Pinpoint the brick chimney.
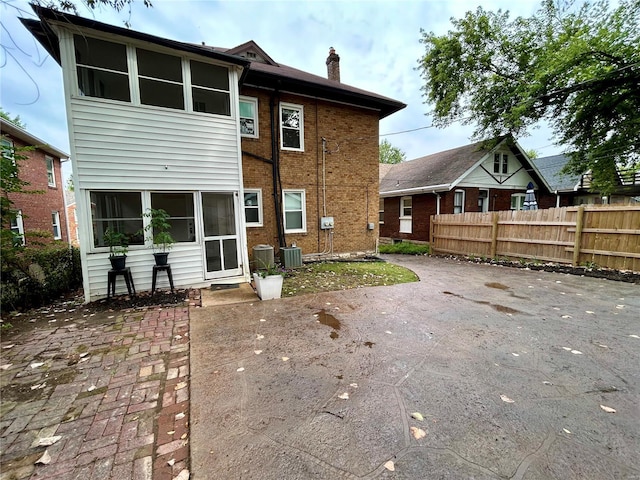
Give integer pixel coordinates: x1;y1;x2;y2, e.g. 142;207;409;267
326;47;340;82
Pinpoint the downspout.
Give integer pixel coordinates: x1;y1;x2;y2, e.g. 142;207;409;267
270;92;286;248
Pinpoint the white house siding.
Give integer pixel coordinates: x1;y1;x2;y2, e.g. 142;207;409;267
86;247;208;298
458;151;536;190
70;100;241;190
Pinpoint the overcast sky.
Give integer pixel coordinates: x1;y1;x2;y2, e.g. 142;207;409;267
1;0;562;180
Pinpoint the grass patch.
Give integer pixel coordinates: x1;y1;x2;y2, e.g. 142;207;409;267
379;243;430;255
282;260;418;297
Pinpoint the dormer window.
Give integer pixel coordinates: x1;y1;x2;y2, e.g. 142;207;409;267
246;52;257;59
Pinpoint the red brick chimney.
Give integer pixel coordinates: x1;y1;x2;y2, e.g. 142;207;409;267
326;47;340;82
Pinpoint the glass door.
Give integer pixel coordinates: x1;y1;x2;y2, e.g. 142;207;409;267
201;192;242;279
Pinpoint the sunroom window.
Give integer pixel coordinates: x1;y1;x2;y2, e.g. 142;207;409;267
137;48;184;110
91;191;144;248
74;35;130;102
190;60;230;115
150;193;196;242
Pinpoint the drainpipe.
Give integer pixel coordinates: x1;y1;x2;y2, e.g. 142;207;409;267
270;92;286;248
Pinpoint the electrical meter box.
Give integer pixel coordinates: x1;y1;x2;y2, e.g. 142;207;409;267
320;217;334;229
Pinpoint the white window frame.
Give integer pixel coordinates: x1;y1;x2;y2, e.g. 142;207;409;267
399;196;412;234
73;34;232;117
453;190;465;214
493;153;508;174
239;96;259;138
511;193;526;210
11;210;25;246
244;188;263;227
283;189;306;233
280;102;304;152
379;197;385;224
46;155;56;187
52;211;62;240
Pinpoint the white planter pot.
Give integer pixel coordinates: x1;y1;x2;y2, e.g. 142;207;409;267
253;273;283;300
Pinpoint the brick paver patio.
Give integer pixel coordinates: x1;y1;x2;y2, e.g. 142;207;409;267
0;293;199;480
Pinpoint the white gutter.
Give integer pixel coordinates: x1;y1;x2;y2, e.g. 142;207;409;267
380;183;450;198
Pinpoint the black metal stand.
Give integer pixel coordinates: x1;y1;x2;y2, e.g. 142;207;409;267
107;267;136;298
152;264;174;293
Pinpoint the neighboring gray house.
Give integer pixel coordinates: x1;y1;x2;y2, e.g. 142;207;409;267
533;154;640;206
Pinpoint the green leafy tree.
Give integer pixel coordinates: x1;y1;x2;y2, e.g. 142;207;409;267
379;139;406;164
526;149;539;160
418;0;640;193
0;107;26;129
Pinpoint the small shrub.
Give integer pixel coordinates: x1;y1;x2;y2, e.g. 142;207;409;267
1;244;82;313
379;242;430;255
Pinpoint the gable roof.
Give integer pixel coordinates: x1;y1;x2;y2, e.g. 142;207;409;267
22;8;405;120
1;118;69;159
211;40;405;119
531;154;581;193
380;135;550;196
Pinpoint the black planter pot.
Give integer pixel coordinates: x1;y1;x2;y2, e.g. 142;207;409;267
153;252;170;266
109;255;127;270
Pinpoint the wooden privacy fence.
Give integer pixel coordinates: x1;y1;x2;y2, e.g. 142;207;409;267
430;205;640;272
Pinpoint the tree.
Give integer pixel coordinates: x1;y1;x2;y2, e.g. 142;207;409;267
379;139;406;164
30;0;152;15
0;108;26;129
418;0;640;193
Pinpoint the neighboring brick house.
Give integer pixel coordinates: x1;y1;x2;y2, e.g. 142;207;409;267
1;118;69;245
23;7;404;301
379;135;550;243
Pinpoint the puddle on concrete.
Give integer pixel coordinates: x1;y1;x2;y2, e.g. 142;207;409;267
316;310;340;330
486;282;509;290
493;304;520;314
442;291;522;315
330;331;339;340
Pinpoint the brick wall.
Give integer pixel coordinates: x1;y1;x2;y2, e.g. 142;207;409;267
381;188;541;242
240;87;379;261
4;135;68;244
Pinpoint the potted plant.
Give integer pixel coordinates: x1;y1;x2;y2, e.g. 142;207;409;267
252;261;284;300
103;227;128;270
141;208;175;266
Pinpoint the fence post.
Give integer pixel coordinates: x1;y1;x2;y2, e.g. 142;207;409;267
490;212;499;259
572;206;585;266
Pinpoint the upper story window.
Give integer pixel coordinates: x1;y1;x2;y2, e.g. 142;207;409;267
280;103;304;151
75;35;130;102
73;35;231;117
244;189;263;227
191;60;230;115
137;48;184;110
454;190;465;214
46;156;55;187
493;153;508;174
239;97;258;138
52;211;62;240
